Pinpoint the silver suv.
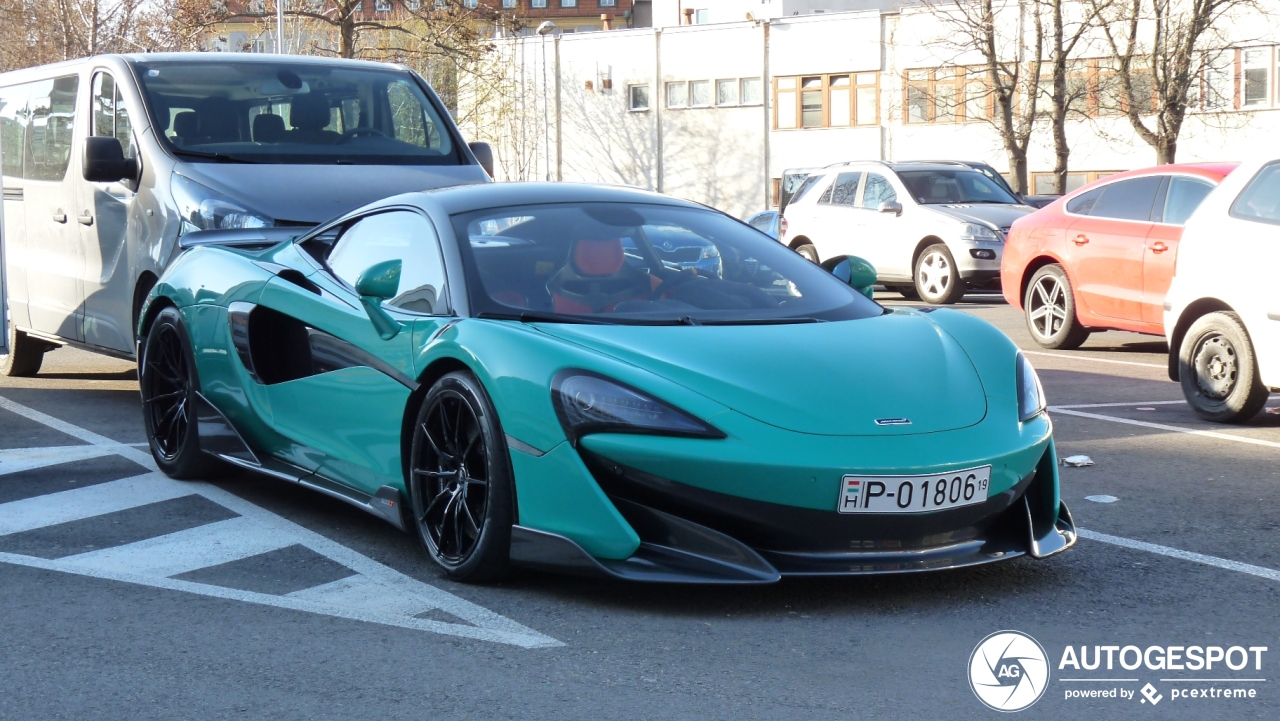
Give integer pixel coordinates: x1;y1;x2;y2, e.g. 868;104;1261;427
781;161;1035;303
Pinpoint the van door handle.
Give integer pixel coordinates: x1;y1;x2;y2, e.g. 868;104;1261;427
52;211;67;223
1149;241;1168;253
77;212;93;226
1072;234;1089;245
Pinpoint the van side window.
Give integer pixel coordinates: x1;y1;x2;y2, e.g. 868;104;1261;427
0;84;28;178
92;73;136;160
24;76;78;182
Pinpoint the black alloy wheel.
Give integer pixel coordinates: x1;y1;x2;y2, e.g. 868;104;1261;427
1179;311;1269;423
409;371;512;582
140;307;219;478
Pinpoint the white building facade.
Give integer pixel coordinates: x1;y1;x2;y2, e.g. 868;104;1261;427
461;2;1280;219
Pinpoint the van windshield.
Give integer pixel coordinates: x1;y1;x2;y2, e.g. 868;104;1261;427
132;60;460;165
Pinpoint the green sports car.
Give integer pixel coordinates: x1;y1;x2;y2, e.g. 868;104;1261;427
138;182;1076;584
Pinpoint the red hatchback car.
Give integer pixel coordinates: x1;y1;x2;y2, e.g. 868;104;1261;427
1001;163;1237;349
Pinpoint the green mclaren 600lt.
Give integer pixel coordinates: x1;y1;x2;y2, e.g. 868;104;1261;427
138;182;1076;584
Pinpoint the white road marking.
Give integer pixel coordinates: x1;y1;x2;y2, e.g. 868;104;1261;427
0;445;115;476
1022;350;1166;369
1084;495;1118;503
0;395;561;649
1049;406;1280;451
1079;529;1280;584
1054;400;1185;409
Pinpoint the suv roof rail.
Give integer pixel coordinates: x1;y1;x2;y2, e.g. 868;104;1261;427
821;159;893;169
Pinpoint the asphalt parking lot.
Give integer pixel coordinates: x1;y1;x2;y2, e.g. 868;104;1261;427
1;292;1277;720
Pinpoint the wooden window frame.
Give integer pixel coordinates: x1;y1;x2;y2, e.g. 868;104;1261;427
773;72;878;130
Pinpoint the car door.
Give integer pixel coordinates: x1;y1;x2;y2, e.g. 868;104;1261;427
856;172;906;278
1219;162;1280;381
1142;175;1217;325
0;83;30;330
21;75;85;341
76;70;138;352
257;209;452;496
1064;175;1162;322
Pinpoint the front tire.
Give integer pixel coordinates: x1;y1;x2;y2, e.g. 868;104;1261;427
140;307;220;479
914;244;966;304
408;371;513;582
1;324;47;377
1023;264;1090;350
1179;311;1269;423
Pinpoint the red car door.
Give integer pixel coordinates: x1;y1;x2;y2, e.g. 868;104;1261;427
1141;176;1218;325
1064;175;1163;322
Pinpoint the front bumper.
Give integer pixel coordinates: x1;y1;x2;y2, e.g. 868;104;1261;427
509;441;1076;583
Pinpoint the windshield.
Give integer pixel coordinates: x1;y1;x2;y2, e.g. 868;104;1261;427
898;169;1021;205
132;60;459;165
453;202;883;324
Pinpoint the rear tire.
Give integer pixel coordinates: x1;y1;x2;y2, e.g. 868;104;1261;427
914;243;966;304
794;243;819;263
408;371;513;583
1178;311;1269;423
0;325;47;377
1023;264;1090;350
140;307;221;479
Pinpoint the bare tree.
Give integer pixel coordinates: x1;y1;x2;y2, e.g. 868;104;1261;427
1042;0;1108;193
924;0;1046;194
0;0;154;70
1091;0;1255;164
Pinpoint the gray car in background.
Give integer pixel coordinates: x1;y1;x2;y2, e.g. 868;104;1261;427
0;53;491;376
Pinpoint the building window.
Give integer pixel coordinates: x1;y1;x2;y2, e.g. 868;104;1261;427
531;0;546;7
462;0;478;7
1242;47;1271;107
666;81;688;109
904;67;991;124
600;0;615;5
248;0;265;12
741;77;762;106
695;9;709;23
716;79;738;106
690;80;711;107
560;0;576;7
374;0;391;11
500;0;515;6
774;73;877;129
628;84;650;111
1032;171;1119;196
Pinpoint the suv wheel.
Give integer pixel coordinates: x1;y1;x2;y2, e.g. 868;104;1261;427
794;243;819;263
1178;311;1269;423
1023;264;1090;350
914;244;966;304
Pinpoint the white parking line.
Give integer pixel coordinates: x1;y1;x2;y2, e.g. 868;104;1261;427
0;395;562;649
1022;350;1167;370
1079;529;1280;584
1054;400;1185;409
1049;406;1280;450
0;445;115;476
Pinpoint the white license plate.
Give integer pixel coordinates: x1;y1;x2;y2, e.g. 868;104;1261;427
838;466;992;514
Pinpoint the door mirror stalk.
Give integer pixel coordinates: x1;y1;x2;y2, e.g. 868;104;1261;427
355;259;403;340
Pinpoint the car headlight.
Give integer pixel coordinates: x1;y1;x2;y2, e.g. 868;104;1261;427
960;223;998;241
1016;353;1047;422
171;173;273;234
551;370;725;443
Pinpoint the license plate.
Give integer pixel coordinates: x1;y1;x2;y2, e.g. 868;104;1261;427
838;466;991;514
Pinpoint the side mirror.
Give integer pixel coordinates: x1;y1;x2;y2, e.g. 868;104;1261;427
83;136;137;183
821;255;878;299
468;141;494;178
877;200;903;216
355;259;403;340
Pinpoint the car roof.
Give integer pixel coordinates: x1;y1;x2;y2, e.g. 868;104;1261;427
121;52;408;72
418;182;703;216
822;160;986;174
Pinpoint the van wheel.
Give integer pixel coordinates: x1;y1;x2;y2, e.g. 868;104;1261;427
1178;311;1269;423
1023;264;1090;350
914;244;966;304
794;243;819;263
1;326;48;377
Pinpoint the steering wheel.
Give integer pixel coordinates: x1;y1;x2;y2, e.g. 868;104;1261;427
338;127;388;143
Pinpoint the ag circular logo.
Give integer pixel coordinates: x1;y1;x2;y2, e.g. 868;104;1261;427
968;630;1050;712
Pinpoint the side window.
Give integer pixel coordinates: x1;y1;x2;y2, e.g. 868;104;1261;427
24;75;78;182
1230;162;1280;225
1161;177;1216;225
818;179;836;204
861;173;897;209
828;172;862;205
387;80;441;150
788;174;821;205
748;214;772;232
1066;186;1104;215
91;72;136;160
0;83;28;179
1087;176;1163;221
327;210;449;314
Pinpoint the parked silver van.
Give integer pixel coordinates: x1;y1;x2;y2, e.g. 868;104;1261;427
0;53;492;375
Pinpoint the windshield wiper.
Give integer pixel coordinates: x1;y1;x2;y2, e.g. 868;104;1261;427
698;317;825;326
476;311;609;325
170;148;260;164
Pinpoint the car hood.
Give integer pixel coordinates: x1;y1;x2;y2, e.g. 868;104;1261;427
921;203;1034;230
179;163;490;224
534;310;987;436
